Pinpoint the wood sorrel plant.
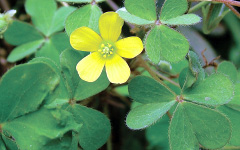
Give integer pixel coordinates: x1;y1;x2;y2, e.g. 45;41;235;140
0;0;240;149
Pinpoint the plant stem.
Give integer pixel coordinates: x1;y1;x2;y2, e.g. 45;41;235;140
104;104;112;150
225;3;240;18
137;56;177;96
153;70;180;88
188;0;240;7
188;1;210;13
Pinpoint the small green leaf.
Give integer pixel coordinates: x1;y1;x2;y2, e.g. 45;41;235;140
25;0;57;36
179;68;197;90
161;14;201;26
218;106;240;147
0;136;7;150
2;108;81;150
0;63;59;123
217;61;238;83
160;0;188;21
57;0;105;3
1;134;18;150
60;49;110;101
129;76;176;104
7;39;44;62
145;25;189;63
169;103;199;150
170;102;232;149
126;101;176;129
125;0;157;21
48;6;76;35
117;8;155;25
183;73;234;106
67;104;111;150
3;21;44;46
65;4;102;35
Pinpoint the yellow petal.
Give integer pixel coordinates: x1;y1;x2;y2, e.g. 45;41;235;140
70;27;102;52
115;37;143;58
76;52;105;82
105;54;130;84
99;12;124;42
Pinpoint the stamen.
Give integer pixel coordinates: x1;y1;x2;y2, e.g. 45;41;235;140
99;42;115;58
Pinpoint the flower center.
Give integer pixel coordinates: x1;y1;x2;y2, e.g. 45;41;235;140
98;42;115;58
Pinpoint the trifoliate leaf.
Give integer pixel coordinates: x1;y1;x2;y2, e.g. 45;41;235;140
161;14;201;26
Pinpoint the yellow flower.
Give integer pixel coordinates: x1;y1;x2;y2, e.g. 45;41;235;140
70;12;143;84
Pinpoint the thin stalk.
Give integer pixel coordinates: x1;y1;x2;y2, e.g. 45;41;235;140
104;104;112;150
188;0;240;7
226;3;240;18
153;70;180;88
188;1;210;13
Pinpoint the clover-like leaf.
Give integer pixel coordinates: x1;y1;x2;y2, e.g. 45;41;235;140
7;39;44;62
129;76;176;104
217;61;238;83
125;0;157;21
66;104;111;150
4;20;44;46
126;101;176;129
145;25;189;63
25;0;57;36
161;14;201;26
65;4;102;35
2;108;81;150
160;0;188;21
117;8;155;25
183;73;234;106
169;102;232;149
0;63;59;123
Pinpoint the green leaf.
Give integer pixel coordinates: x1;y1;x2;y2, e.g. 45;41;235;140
0;63;59;123
25;0;57;36
145;25;189;63
129;76;176;104
65;4;102;35
48;6;76;35
217;61;238;83
218;106;240;147
227;83;240;111
117;7;155;25
1;135;18;150
60;49;110;101
169;103;199;150
3;21;44;46
160;0;188;21
36;33;71;64
67;104;111;150
124;0;157;21
29;57;70;104
183;73;234;106
146;115;170;150
170;102;231;149
7;39;44;62
2;108;81;150
57;0;105;3
0;136;7;150
179;68;197;90
161;14;201;26
126;101;176;129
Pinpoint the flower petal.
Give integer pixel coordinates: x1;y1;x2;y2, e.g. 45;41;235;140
70;27;102;52
99;12;124;42
76;52;105;82
115;37;143;58
105;54;130;84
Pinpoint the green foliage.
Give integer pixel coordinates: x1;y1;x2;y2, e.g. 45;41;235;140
124;0;157;21
170;102;231;149
145;25;189;63
57;0;105;3
65;4;102;35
